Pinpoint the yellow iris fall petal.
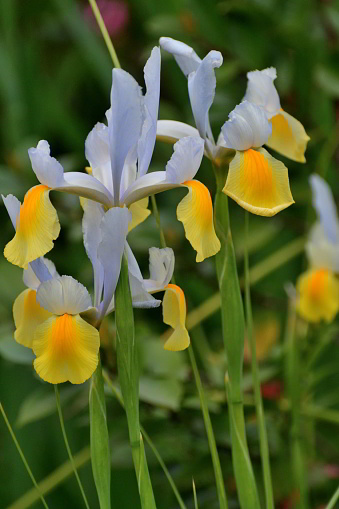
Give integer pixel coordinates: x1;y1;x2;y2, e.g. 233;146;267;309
128;197;151;232
223;147;294;217
177;180;220;262
297;268;339;323
33;313;100;384
267;110;310;163
13;288;53;348
4;185;60;269
163;284;190;351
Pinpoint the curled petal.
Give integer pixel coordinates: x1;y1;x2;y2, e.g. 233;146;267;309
13;289;52;348
267;110;310;163
156;120;201;144
33;314;100;384
244;68;281;119
297;268;339;323
177;180;220;261
166;136;204;184
28;140;64;188
163;284;190;351
37;275;92;316
144;247;175;293
223;148;294;217
4;185;60;269
128;197;151;232
159;37;201;76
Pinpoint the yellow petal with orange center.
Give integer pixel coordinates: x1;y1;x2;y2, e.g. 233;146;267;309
13;288;53;348
4;185;60;269
177;180;220;262
128;197;151;232
163;284;190;351
297;268;339;323
33;313;100;384
267;110;310;163
223;148;294;217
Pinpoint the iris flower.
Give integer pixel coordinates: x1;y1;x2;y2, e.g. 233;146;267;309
3;46;220;270
297;175;339;323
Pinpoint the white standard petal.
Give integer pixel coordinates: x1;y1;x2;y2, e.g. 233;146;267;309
306;222;339;273
109;68;143;205
24;257;58;290
156;120;201;144
244;67;281;119
28;140;64;188
310;174;339;244
2;194;21;229
165;136;204;184
188;50;223;141
159;37;201;76
85;122;113;194
221;101;272;151
137;47;161;178
97;207;131;319
144;247;174;293
59;172;113;206
36;275;92;315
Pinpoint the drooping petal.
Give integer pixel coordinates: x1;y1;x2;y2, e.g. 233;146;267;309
58;172;113;207
37;275;92;315
309;174;338;244
24;257;58;290
128;197;151;232
223;148;294;216
297;268;339;323
85;122;113;194
33;314;100;384
2;194;21;229
266;110;310;163
221;101;272;151
159;37;201;76
121;171;173;205
162;284;190;351
166;136;204;184
97;207;131;319
177;180;221;261
13;289;53;348
109;68;143;205
188;50;223;141
306;222;339;273
138;47;161;177
244;68;281;119
4;185;60;269
156;120;201;144
28;140;64;188
144;247;175;293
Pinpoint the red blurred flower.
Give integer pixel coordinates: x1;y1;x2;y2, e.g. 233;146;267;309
84;0;129;37
261;380;283;400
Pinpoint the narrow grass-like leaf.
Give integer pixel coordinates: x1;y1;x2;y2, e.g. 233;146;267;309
89;356;111;509
325;484;339;509
192;479;199;509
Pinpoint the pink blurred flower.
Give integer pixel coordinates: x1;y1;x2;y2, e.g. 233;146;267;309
84;0;129;37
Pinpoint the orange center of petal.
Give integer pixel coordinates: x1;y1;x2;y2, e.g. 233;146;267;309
243;149;273;197
17;185;49;236
308;268;328;301
49;313;76;357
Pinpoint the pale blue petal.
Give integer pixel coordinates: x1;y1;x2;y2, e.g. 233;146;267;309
244;68;281;119
144;247;174;293
37;275;92;315
310;174;338;244
165;136;204;184
125;243;161;308
85;122;113;195
160;37;201;76
28;140;64;188
24;258;58;290
109;69;143;205
2;193;20;229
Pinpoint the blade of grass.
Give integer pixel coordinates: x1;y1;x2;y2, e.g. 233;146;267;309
192;479;199;509
324;484;339;509
87;0;121;69
0;403;50;509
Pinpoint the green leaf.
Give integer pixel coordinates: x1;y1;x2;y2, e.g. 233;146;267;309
315;65;339;98
89;358;111;509
140;338;188;381
138;435;157;509
0;331;34;365
139;376;183;411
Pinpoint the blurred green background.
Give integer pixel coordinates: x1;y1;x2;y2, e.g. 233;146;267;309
0;0;339;507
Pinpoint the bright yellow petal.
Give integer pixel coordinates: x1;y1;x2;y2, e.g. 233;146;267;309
33;313;100;384
163;284;190;351
297;268;339;323
4;185;60;269
267;110;310;163
223;148;294;217
13;289;53;348
177;180;220;262
128;197;151;232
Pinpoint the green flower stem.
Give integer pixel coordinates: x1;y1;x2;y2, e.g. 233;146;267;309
151;194;228;509
284;300;308;509
214;166;260;509
244;211;275;509
325;484;339;509
115;254;157;509
87;0;121;69
0;403;50;509
54;385;91;509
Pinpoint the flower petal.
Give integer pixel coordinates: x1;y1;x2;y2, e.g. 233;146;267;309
297;268;339;323
177;180;220;261
37;275;92;315
128;197;151;232
244;68;281;119
28;140;64;188
4;185;60;269
221;101;272;151
33;314;100;384
144;247;175;293
13;289;53;348
309;174;338;244
266;110;310;163
85;122;113;194
156;120;201;144
306;222;339;273
159;37;201;76
163;284;190;351
166;136;204;184
223;148;294;216
24;257;58;290
2;193;21;229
